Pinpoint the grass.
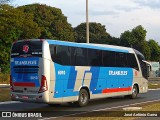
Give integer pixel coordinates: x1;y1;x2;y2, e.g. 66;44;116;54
148;83;160;89
79;118;135;120
0;73;10;84
0;88;11;102
0;73;10;102
77;102;160;120
142;102;160;111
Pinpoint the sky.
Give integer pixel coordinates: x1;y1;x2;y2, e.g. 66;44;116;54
10;0;160;43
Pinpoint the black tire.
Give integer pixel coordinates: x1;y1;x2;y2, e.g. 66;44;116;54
130;85;138;99
77;89;89;107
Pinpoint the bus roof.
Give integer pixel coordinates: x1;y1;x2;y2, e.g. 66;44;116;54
14;39;135;53
46;39;134;53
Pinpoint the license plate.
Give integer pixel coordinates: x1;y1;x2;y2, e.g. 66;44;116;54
22;96;28;99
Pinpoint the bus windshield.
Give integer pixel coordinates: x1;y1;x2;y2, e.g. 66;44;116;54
11;41;42;58
134;49;148;79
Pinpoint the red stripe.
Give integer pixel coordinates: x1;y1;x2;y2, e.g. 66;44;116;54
102;87;132;93
13;82;35;87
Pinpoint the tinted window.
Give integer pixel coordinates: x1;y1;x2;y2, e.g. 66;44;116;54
103;51;116;67
116;52;128;67
11;41;42;58
88;49;102;66
71;47;88;66
50;45;71;65
50;45;56;61
137;54;147;79
49;44;141;70
127;54;139;70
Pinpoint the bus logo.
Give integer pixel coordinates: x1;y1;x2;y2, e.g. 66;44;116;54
23;45;29;53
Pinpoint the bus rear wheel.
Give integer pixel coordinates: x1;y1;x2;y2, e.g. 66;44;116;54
130;85;138;99
77;89;89;107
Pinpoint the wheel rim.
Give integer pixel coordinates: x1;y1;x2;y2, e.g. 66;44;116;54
80;92;87;104
132;87;137;96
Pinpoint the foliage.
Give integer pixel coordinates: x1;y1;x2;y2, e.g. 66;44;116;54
0;4;160;73
0;73;10;84
141;41;151;60
0;4;41;72
74;22;111;44
120;25;151;60
148;39;160;61
18;4;75;41
120;30;134;47
108;37;121;46
74;23;158;60
0;4;75;73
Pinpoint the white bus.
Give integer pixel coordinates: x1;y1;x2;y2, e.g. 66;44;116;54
10;39;148;106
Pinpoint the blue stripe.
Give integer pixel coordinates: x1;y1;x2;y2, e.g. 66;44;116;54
67;67;77;89
53;62;133;98
90;67;101;94
46;40;129;53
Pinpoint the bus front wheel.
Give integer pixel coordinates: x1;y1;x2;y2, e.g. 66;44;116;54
77;89;89;107
130;85;138;99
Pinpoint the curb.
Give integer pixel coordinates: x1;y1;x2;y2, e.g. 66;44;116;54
0;84;9;85
149;88;160;91
0;101;20;105
0;84;10;88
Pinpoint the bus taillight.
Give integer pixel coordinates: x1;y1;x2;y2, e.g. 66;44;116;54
38;75;48;93
10;75;14;91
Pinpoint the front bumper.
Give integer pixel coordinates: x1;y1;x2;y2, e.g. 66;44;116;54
10;92;47;103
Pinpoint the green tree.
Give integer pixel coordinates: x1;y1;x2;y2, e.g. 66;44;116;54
18;4;75;41
141;41;151;60
0;4;41;72
131;25;147;51
148;39;160;61
0;4;76;73
120;25;150;59
108;37;121;46
74;22;111;44
120;30;134;47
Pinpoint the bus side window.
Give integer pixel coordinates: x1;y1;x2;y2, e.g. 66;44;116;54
56;46;71;65
127;54;139;70
49;45;71;65
72;47;88;66
50;45;57;62
137;55;147;79
116;52;128;67
88;49;102;66
102;51;116;67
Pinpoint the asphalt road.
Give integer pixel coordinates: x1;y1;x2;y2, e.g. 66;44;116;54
0;89;160;119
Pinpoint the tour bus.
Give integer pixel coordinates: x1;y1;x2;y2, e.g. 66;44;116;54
10;39;148;106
